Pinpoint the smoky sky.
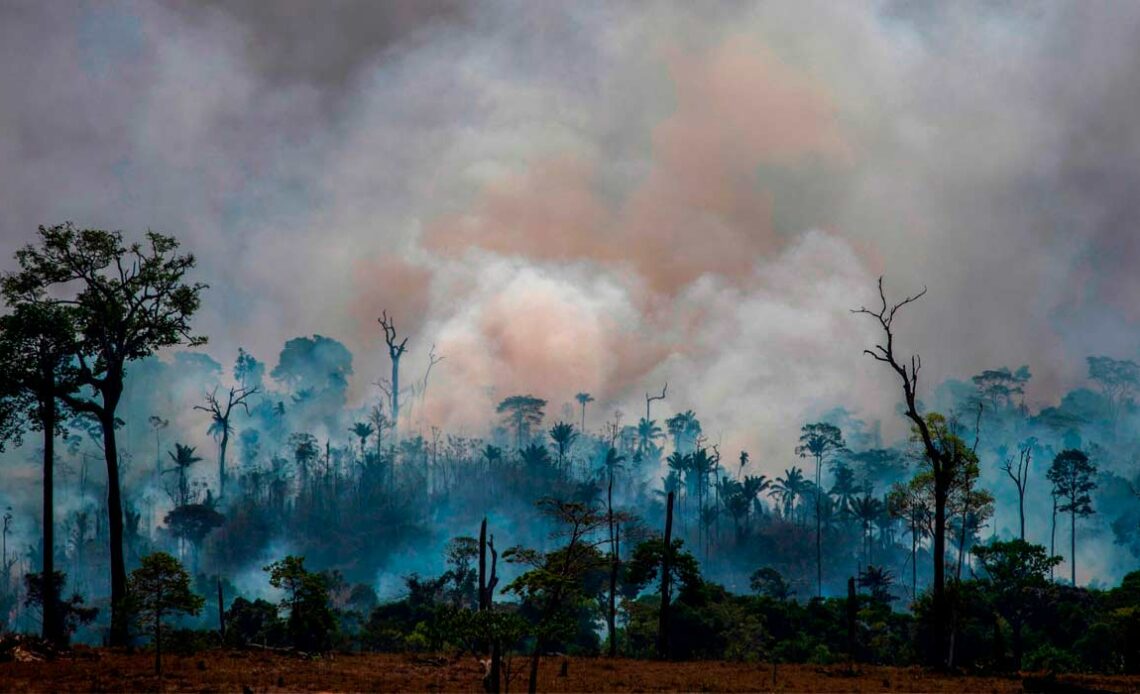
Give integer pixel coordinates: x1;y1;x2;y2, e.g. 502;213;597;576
3;0;1140;470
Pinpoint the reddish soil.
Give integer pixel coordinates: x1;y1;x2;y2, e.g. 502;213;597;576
1;650;1137;692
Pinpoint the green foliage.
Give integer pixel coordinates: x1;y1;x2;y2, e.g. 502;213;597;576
23;571;98;644
224;596;284;648
264;555;336;652
128;552;204;673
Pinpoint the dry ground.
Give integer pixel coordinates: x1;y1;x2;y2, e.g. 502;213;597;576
1;650;1138;693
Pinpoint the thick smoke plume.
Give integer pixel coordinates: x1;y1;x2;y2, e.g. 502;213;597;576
3;1;1140;586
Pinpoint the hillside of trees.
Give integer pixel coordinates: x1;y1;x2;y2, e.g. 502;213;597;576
2;225;1140;689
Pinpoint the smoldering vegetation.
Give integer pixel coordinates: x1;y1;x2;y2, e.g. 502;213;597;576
1;225;1140;681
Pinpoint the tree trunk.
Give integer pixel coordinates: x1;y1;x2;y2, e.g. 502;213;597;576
155;600;163;676
911;522;917;602
1049;495;1057;581
527;638;541;694
40;392;59;645
218;427;230;498
218;578;226;640
102;399;129;647
1012;619;1023;671
931;484;948;666
1070;509;1077;586
815;456;822;598
1018;489;1025;542
479;518;488;612
657;491;674;659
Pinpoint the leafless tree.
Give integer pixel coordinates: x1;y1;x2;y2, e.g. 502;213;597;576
1002;439;1035;541
194;384;258;497
378;310;409;434
853;277;953;665
645;383;667;421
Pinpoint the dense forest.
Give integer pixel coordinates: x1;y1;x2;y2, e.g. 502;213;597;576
1;224;1139;690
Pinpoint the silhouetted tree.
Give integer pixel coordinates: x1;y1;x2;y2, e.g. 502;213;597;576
575;392;594;433
0;299;79;644
972;539;1061;670
549;422;577;477
1047;449;1097;585
1001;439;1035;541
6;223;206;645
195;381;258;497
854;278;957;664
796;422;846;598
264;555;335;652
378;310;409;433
128;552;204;675
497;395;546;450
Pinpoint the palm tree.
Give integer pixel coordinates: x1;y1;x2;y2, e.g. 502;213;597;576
796;422;846;599
350;421;375;461
690;448;718;555
828;462;860;518
665;411;701;454
549;422;577;478
636;418;663;457
519;443;552;478
850;494;884;569
741;474;770;532
575;392;594;433
164;444;202;507
858;564;895;603
770;467;807;522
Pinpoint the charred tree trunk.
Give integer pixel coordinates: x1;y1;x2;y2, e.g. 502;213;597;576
607;466;618;657
101;385;128;647
657;491;674;659
479;518;488;611
218;578;226;641
40;387;60;645
1070;508;1077;586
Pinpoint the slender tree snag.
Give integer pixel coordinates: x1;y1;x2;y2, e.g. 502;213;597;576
853;277;952;666
1002;440;1034;541
576;392;594;433
645;383;667;421
657;491;674;659
378;310;409;435
607;466;618;657
479;518;488;612
194;384;258;497
217;577;226;640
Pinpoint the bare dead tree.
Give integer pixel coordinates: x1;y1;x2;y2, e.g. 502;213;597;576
378;311;409;433
645;383;667;421
853;277;954;666
1002;439;1034;541
194;384;259;497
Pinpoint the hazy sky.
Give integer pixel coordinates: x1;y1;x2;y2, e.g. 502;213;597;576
3;0;1139;465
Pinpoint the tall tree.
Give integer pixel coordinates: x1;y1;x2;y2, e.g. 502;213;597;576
497;395;546;450
378;310;409;433
854;278;957;665
350;421;375;461
575;392;594;433
0;300;79;645
1047;449;1097;585
1000;439;1034;541
195;382;258;497
1086;355;1140;428
796;422;846;598
5;224;206;645
549;421;577;477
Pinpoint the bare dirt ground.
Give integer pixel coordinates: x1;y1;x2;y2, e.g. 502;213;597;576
1;650;1137;692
